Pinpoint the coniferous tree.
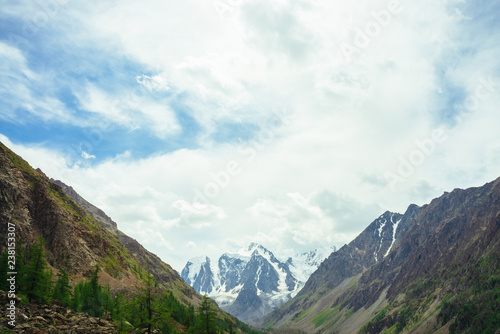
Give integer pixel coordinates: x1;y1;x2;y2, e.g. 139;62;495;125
52;269;71;306
21;239;52;303
90;264;100;296
184;304;195;329
194;295;219;334
111;292;133;334
72;264;111;317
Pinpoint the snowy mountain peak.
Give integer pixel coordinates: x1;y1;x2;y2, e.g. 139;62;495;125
180;255;217;294
287;246;337;283
237;243;271;257
180;243;336;324
372;211;403;262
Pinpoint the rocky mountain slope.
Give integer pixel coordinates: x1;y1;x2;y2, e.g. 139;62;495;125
51;179;190;299
263;178;500;333
0;141;197;304
0;141;262;333
181;243;335;325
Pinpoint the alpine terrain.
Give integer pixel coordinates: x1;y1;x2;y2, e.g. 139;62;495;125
181;243;335;325
0;142;262;333
263;178;500;333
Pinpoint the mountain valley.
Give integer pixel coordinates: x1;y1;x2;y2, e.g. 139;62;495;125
0;142;262;333
1;140;498;333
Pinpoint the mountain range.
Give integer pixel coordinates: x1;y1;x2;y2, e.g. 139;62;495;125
0;141;259;333
1;140;498;333
181;243;335;324
263;178;500;333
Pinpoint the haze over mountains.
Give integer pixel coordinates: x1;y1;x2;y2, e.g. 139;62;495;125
181;243;335;324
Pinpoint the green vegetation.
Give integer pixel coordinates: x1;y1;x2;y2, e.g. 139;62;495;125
309;305;339;328
52;269;72;307
436;254;500;334
0;238;53;303
193;295;219;333
0;240;262;333
359;252;500;334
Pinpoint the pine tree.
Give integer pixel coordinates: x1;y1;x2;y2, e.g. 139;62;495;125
72;264;111;317
52;269;71;306
21;239;52;303
89;264;100;297
195;295;219;334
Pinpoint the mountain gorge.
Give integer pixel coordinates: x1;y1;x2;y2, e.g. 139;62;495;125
0;142;261;333
181;243;335;325
1;139;498;333
263;178;500;333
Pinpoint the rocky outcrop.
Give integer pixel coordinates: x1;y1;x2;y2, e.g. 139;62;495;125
0;292;115;333
51;180;118;235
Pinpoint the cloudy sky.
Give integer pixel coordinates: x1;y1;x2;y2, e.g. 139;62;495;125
1;0;499;271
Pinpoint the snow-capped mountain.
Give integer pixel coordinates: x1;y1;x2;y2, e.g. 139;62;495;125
286;247;337;285
180;243;336;324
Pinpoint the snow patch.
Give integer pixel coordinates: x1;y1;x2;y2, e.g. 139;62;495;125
384;218;402;257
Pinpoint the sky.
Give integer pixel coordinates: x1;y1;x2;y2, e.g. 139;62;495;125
1;0;499;272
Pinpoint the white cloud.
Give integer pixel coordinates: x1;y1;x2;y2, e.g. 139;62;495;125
167;200;227;229
0;42;75;125
77;84;181;138
2;0;500;271
77;84;136;127
136;75;170;92
81;151;96;160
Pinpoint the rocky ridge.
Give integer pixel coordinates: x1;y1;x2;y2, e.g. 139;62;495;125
0;142;198;305
51;179;188;299
181;243;336;325
263;178;500;333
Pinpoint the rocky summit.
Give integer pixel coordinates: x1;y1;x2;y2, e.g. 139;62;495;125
181;243;335;325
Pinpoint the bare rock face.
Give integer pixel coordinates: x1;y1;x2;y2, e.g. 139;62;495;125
0;143;102;277
292;209;413;301
51;180;118;235
50;179;191;299
0;141;200;306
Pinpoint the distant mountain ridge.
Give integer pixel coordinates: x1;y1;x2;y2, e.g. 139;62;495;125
263;178;500;333
181;243;336;324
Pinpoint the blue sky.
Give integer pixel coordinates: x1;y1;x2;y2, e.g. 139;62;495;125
1;0;500;271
